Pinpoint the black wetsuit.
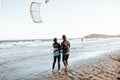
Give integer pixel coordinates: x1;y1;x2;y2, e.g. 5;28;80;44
61;40;70;66
52;43;61;70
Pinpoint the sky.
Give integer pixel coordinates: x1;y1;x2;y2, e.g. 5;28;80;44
1;0;120;40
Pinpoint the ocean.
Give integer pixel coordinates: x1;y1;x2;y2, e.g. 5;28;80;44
0;38;120;80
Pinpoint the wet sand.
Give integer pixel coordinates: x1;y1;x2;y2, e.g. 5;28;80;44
30;50;120;80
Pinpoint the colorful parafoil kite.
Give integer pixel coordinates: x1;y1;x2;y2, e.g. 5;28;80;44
30;0;49;23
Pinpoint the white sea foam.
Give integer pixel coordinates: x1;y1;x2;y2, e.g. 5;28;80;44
0;38;120;80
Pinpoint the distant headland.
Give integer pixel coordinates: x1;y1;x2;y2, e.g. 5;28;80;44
84;34;120;38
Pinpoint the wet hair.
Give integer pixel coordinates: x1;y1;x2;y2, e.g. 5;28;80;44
62;34;67;41
53;38;57;42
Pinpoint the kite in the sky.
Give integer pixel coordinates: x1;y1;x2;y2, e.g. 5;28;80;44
30;2;42;23
30;0;49;23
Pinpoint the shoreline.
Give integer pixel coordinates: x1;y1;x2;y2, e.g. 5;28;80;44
30;50;120;80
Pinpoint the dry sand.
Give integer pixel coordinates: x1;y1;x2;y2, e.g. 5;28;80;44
30;51;120;80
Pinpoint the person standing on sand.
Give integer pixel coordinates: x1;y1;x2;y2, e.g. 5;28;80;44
61;35;70;72
52;38;61;73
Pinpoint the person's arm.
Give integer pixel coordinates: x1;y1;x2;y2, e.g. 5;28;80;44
53;43;56;52
60;42;63;53
58;43;61;50
58;43;61;53
61;42;63;49
67;41;70;48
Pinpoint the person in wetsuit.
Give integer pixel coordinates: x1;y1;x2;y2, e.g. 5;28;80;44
61;35;70;72
52;38;61;72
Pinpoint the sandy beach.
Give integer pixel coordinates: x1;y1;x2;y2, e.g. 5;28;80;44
31;50;120;80
1;38;120;80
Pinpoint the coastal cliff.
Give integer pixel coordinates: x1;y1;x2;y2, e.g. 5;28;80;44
84;34;120;38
